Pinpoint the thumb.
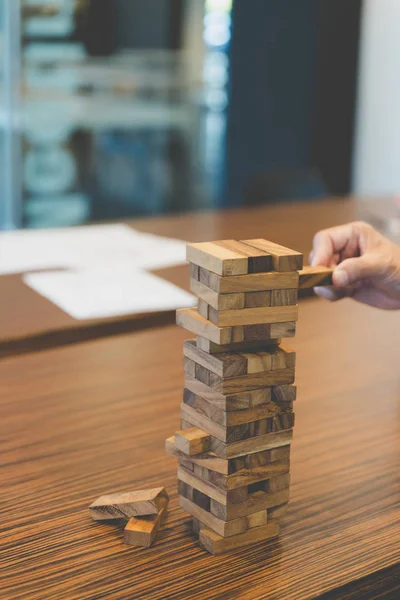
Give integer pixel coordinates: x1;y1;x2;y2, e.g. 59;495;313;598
333;254;383;287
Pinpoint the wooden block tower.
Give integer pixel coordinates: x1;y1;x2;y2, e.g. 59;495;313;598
166;239;331;555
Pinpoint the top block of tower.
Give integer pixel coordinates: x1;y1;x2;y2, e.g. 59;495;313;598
187;239;302;277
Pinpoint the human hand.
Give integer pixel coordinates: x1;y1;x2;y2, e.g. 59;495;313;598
310;221;400;309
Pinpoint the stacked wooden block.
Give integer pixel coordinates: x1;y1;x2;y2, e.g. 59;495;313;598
166;239;303;555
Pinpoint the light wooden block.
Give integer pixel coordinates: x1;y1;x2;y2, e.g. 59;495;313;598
298;265;333;288
267;503;288;519
266;473;290;493
197;299;209;320
244;291;272;308
165;436;230;475
190;263;200;281
183;339;247;378
189;362;295;395
199;268;299;293
213;240;272;273
185;374;272;412
124;499;168;547
207;304;298;327
270;289;298;306
242;239;303;272
175;427;210;455
89;487;169;520
187;241;248;276
190;278;245;310
210;488;290;520
196;336;280;355
192;458;290;491
177;308;294;345
208;429;294;459
199;520;280;555
246;510;268;529
184;389;292;427
179;496;247;537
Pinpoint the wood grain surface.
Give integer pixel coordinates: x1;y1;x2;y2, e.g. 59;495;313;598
1;294;400;599
0;196;371;357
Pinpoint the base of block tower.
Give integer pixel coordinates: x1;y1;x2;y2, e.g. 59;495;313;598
197;520;280;555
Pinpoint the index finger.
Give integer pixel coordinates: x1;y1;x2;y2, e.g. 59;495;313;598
311;223;359;267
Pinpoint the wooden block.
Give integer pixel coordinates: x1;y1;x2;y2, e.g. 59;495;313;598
180;404;248;443
241;351;272;374
185;374;272;412
298;265;333;289
175;427;210;456
166;436;290;476
199;520;280;555
193;458;290;491
244;291;271;308
186;339;282;377
196;336;280;355
179;496;247;537
190;263;200;281
192;518;202;535
267;504;288;519
89;488;169;520
213;240;272;273
244;445;291;469
268;322;296;340
124;499;168;547
190;278;245;310
270;346;296;370
272;384;297;403
266;473;290;493
190;363;295;395
184;339;247;378
176;308;232;345
166;436;229;474
187;241;248;276
178;479;193;501
210;488;290;520
177;308;288;345
179;465;248;506
198;299;209;320
208;429;294;459
183;356;196;377
184;389;292;427
242;239;303;272
270;289;298;306
246;510;268;529
199;268;299;293
270;412;295;432
207;304;299;327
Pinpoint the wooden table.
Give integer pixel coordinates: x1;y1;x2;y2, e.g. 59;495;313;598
2;294;400;599
0;196;364;358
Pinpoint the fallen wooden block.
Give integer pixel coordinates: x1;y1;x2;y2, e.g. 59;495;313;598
124;498;168;547
199;520;280;555
298;265;333;288
199;268;299;293
174;427;210;455
89;487;169;520
241;239;303;272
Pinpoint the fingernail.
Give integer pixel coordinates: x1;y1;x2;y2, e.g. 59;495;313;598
334;269;349;287
314;286;337;300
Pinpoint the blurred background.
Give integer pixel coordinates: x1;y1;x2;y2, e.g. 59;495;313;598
0;0;398;230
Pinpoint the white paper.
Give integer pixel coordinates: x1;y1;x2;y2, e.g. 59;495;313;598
23;267;196;320
0;223;187;274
